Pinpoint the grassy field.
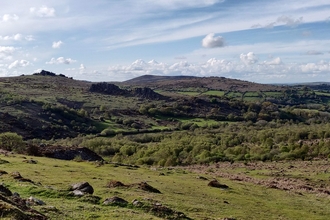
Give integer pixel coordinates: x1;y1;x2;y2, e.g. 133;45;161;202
1;154;330;220
203;90;225;97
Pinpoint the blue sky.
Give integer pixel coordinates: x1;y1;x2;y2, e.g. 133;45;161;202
0;0;330;83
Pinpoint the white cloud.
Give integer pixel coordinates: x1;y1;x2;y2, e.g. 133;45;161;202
240;52;258;65
264;57;282;65
79;64;86;73
0;34;23;41
102;55;330;83
277;15;303;27
0;46;16;55
202;33;225;48
46;57;76;64
2;14;19;22
256;15;303;29
30;6;56;17
52;41;63;49
25;35;35;41
8;60;31;69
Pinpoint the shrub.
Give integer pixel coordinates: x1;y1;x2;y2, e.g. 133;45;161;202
0;132;24;152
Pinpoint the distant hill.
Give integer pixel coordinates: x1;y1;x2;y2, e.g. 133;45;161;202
122;75;285;92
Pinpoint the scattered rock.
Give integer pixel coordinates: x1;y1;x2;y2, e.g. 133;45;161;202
0;194;48;219
196;176;208;180
23;159;38;164
0;184;12;196
132;199;143;207
13;192;20;197
159;172;165;176
208;179;229;189
71;190;85;197
103;196;128;206
70;182;94;196
27;196;46;206
0;170;8;175
0;158;9;164
10;172;34;184
11;171;23;179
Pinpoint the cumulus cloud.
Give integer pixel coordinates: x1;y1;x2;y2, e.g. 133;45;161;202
46;57;76;64
202;33;225;48
30;6;55;17
8;60;31;69
79;64;86;73
52;41;63;49
0;46;16;55
0;46;15;61
300;61;330;73
240;52;258;65
2;14;19;22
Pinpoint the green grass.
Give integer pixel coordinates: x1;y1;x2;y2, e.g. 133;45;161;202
178;118;226;127
226;91;243;98
1;155;330;219
263;91;284;97
203;90;225;96
315;91;330;97
244;92;260;97
176;91;201;96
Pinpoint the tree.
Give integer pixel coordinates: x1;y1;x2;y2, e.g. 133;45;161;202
0;132;24;152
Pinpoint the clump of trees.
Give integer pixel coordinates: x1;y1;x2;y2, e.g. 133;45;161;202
66;120;330;166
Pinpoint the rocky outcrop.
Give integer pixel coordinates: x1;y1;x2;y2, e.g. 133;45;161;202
89;82;165;100
39;146;104;161
131;87;164;100
0;193;48;220
89;83;127;95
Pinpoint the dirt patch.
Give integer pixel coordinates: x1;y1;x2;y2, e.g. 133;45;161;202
208;180;229;189
134;182;161;193
107;180;126;188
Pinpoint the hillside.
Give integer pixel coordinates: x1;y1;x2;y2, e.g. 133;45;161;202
122;74;284;92
1;71;330;141
1;71;330;219
1;155;329;220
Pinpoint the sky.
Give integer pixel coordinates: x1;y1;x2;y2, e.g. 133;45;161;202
0;0;330;83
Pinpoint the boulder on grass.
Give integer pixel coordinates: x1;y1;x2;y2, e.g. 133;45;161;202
70;182;94;196
208;179;229;189
103;196;128;206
